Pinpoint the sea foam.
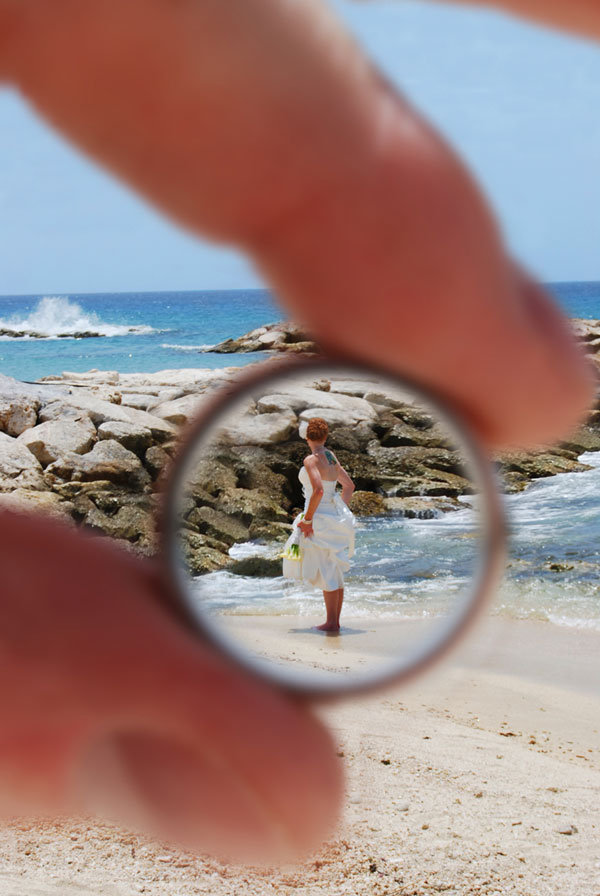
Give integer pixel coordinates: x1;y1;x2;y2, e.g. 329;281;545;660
0;296;156;339
160;342;212;352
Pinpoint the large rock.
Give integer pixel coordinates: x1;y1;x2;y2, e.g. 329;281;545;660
255;394;296;415
151;393;204;426
209;321;318;354
18;418;97;467
145;445;171;480
350;491;387;515
216;488;288;525
262;386;377;422
0;375;43;436
0;395;39;436
53;482;154;547
230;453;293;509
384;496;463;518
570;319;600;354
98;420;153;456
40;393;177;441
248;519;291;541
366;441;467;479
188;506;250;547
328;424;376;452
498;450;591;480
219;411;298;446
115;393;153;411
0;487;73;520
74;496;155;552
45;439;151;490
39;402;94;424
560;425;600;455
385;474;473;498
187;458;239;497
178;530;231;576
229;556;283;577
377;419;452;450
0;432;46;491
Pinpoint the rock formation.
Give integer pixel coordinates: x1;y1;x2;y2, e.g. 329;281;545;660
207;321;319;355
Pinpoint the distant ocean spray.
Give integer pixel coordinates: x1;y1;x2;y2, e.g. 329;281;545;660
0;289;282;382
0;281;598;382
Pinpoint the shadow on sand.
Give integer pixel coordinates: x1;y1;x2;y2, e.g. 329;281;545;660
288;626;369;637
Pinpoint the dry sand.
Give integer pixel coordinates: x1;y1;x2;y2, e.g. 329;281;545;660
0;616;599;895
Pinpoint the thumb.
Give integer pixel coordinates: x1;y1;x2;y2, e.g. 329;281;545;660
0;511;343;863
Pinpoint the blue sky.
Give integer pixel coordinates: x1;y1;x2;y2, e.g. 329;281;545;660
1;0;599;295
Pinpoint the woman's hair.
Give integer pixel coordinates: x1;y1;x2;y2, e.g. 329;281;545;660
306;417;329;441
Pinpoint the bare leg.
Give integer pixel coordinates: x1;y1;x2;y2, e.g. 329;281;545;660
336;588;344;628
317;590;340;632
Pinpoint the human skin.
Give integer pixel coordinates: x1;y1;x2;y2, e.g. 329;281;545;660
299;444;330;536
0;0;597;862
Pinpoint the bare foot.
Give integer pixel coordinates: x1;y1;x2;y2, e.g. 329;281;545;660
316;622;340;633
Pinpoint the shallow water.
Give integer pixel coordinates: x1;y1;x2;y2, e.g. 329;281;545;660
190;453;600;632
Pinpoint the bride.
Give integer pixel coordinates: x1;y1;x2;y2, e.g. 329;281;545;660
284;417;356;632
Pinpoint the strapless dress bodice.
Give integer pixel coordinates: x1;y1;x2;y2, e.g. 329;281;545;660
299;466;337;505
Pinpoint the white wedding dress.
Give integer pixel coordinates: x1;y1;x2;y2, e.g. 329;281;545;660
283;466;355;591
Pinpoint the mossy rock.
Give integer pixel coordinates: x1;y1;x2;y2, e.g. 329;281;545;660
229;556;283;577
350;490;387;516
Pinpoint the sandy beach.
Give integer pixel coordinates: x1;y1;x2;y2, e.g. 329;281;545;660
219;613;448;683
0;615;598;896
1;359;600;893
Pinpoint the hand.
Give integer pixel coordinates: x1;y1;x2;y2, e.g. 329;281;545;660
298;519;315;538
0;0;598;864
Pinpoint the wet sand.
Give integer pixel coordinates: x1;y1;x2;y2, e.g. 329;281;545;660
219;613;443;681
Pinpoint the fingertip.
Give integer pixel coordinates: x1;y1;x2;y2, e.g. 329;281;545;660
75;714;343;864
73;641;344;864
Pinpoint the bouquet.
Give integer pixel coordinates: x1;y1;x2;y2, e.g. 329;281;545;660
282;515;304;580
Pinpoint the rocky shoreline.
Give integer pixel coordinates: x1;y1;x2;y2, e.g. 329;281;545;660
1;318;599;575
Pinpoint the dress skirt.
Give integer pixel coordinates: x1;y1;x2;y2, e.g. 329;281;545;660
283;490;355;591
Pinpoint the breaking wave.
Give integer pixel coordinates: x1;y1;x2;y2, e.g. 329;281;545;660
0;296;157;339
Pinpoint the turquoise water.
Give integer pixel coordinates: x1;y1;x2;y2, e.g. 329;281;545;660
0;289;283;382
0;281;597;382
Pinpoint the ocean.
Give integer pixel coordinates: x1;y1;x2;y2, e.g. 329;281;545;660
0;288;282;383
0;281;598;383
1;281;600;632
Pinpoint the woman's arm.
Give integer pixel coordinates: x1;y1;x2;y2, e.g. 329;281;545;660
336;464;355;507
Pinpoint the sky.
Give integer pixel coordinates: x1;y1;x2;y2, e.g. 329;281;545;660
1;0;599;295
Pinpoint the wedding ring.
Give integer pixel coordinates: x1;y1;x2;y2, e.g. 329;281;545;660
160;355;506;699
